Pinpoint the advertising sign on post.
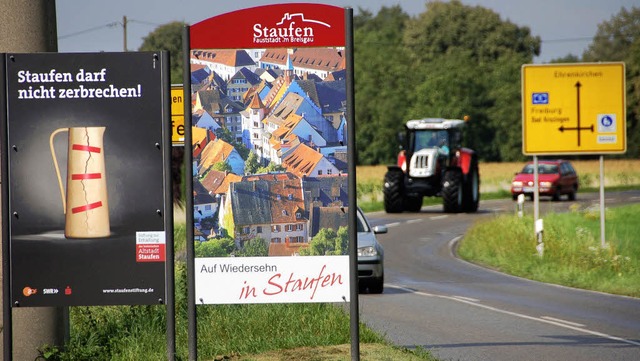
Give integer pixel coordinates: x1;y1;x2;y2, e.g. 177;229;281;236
188;3;351;305
4;52;170;307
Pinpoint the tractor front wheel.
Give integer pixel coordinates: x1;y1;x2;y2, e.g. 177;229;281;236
383;169;404;213
442;169;463;213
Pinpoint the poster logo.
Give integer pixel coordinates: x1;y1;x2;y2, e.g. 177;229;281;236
253;12;330;45
190;4;345;49
23;287;37;297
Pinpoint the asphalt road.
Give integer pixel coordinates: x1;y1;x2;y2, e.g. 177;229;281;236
360;190;640;361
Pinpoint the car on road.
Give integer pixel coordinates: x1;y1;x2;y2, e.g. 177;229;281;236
511;160;579;201
357;208;386;294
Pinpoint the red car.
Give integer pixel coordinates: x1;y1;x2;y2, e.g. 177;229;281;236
511;160;579;201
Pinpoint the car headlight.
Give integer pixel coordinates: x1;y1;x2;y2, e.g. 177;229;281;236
358;246;378;257
540;181;552;188
512;181;523;187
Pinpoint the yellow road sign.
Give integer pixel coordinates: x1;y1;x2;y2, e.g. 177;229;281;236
171;85;185;145
521;62;626;155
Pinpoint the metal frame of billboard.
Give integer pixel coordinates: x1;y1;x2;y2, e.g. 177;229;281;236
183;4;357;360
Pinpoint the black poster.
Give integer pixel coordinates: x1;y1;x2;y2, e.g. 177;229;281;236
4;52;169;306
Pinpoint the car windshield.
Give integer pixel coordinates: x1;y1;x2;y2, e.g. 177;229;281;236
414;130;449;150
521;164;559;174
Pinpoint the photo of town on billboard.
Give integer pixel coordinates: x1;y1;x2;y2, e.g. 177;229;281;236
190;45;348;259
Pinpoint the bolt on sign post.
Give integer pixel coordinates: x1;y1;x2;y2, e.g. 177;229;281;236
1;52;175;359
521;62;626;248
183;4;357;360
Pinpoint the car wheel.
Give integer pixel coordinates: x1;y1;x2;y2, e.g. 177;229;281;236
368;275;384;294
568;186;577;201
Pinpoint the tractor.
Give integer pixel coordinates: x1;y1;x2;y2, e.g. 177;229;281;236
383;117;480;213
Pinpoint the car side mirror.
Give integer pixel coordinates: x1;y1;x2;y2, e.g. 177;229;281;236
373;225;388;234
397;132;406;150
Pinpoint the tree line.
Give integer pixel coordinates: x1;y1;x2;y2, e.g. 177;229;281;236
352;1;640;164
139;1;640;166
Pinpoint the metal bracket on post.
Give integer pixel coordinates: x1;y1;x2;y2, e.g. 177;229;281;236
516;194;525;217
535;218;544;257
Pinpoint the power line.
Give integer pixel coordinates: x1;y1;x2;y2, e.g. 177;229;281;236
58;18;160;41
57;22;120;40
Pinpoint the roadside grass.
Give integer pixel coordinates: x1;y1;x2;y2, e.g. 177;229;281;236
48;214;436;361
457;203;640;298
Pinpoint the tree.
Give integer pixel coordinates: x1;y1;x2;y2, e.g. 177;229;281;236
215;127;250;160
583;6;640;157
140;21;186;202
138;21;185;84
300;227;348;256
257;161;285;174
402;0;540;161
194;237;236;257
211;161;232;173
354;6;412;165
582;7;640;63
236;238;269;257
245;151;261;174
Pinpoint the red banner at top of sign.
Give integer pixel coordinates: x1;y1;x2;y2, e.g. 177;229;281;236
190;3;345;49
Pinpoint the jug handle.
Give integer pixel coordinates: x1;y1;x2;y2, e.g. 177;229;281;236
49;128;68;214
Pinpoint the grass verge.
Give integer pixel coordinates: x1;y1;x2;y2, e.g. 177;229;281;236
457;203;640;298
42;219;436;361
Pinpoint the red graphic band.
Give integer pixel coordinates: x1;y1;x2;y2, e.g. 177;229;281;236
71;201;103;214
72;144;101;153
71;173;102;180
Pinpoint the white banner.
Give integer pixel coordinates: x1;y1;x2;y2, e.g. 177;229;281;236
195;256;350;304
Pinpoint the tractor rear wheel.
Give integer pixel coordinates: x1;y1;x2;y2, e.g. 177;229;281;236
463;160;480;212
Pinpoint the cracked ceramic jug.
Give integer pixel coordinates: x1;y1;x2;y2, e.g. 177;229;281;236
49;127;110;238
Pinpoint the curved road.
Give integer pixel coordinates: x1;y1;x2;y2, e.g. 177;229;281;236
360;190;640;361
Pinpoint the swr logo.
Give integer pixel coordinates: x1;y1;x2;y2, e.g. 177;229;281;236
23;286;37;297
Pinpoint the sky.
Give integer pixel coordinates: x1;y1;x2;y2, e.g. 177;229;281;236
55;0;638;63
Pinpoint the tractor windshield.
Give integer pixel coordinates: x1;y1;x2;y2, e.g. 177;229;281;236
413;130;449;151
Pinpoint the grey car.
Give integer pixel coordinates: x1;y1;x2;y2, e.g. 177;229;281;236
357;208;386;293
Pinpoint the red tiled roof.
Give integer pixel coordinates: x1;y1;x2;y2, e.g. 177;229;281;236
282;144;323;178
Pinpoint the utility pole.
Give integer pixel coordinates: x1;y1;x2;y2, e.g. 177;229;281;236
123;15;128;51
0;2;65;360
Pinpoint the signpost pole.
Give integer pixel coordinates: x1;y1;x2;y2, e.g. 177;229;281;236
599;156;606;248
533;156;539;227
345;8;360;361
182;25;198;361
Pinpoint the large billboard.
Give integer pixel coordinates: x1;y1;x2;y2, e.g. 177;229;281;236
188;3;351;304
3;52;170;307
